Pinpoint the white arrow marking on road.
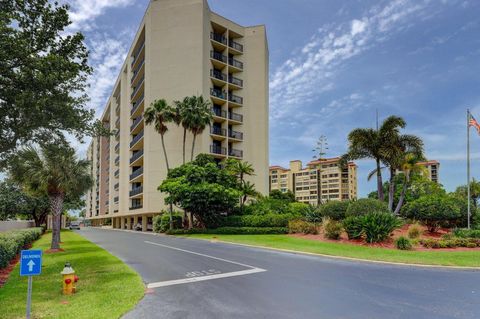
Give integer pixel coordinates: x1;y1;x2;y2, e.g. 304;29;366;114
27;260;35;272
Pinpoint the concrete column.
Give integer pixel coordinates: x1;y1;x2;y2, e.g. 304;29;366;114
142;215;147;232
133;216;138;230
126;217;131;230
120;217;125;229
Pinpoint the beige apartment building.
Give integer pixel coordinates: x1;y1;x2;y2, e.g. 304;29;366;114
396;160;440;183
85;0;269;230
269;158;358;206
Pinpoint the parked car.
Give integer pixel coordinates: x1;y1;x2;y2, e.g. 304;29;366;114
69;221;81;230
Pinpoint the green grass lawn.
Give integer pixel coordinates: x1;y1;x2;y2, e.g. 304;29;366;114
0;231;144;319
185;234;480;267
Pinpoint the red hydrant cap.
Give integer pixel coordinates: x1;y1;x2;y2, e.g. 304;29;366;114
74;275;79;282
65;278;72;284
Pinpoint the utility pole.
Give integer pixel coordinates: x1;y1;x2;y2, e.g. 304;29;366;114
313;135;328;206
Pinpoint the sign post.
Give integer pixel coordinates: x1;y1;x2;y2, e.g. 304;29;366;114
20;250;43;319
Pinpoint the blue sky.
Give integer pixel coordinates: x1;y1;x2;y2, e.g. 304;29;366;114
67;0;480;197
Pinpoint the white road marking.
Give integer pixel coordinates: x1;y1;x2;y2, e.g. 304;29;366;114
144;240;267;288
147;268;266;288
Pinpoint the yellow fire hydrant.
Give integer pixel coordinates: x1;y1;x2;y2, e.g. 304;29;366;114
61;262;78;295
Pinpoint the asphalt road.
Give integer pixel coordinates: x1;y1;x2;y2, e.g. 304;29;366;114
77;228;480;319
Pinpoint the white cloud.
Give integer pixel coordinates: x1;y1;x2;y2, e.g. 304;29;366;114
68;0;135;31
269;0;442;122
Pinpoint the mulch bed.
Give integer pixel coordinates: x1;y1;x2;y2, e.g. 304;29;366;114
289;224;480;251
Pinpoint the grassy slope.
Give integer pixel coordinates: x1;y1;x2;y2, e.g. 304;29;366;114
186;234;480;267
0;231;144;319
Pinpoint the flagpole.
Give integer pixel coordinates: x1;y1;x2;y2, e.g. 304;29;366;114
467;108;471;229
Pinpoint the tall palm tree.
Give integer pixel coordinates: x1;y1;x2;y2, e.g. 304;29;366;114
187;96;213;161
393;153;426;215
174;96;195;165
144;99;176;229
9;143;91;249
225;159;255;185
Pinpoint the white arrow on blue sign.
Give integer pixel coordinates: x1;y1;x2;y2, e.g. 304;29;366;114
20;250;42;276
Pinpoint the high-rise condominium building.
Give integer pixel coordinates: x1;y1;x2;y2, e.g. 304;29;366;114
269;158;358;206
85;0;269;230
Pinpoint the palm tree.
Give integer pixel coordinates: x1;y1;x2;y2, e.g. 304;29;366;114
225;159;255;185
393;153;426;215
241;181;259;206
9;143;92;249
187;96;213;161
144;99;176;229
174;96;195;165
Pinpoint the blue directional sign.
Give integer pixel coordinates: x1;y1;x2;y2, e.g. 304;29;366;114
20;250;42;276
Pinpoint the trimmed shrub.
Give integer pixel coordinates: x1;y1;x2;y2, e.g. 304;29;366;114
407;223;422;239
165;227;288;235
453;228;480;239
361;212;402;243
395;236;412;250
287;202;314;216
288;219;318;234
305;208;322;225
153;212;183;233
324;219;343;240
319;201;349;221
220;213;296;228
0;228;42;269
402;195;461;232
346;199;388;217
342;216;364;239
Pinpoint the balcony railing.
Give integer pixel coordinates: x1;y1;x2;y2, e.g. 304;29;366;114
131;41;145;66
115;156;120;165
211;126;226;136
129;167;143;180
229;75;243;87
115;129;120;140
210;145;226;155
115;143;120;152
212;108;226;118
114;169;119;177
229;148;243;158
229;93;243;105
210;88;227;100
130;204;143;210
210;32;227;45
228;111;243;122
210;50;227;63
229;129;243;140
131;58;145;84
130;115;143;132
130;129;144;148
115;117;120;127
210;69;227;82
229;39;244;52
130;75;144;100
130;149;144;164
114;196;119;203
229;57;243;69
129;186;143;197
131;94;144;115
114;183;119;190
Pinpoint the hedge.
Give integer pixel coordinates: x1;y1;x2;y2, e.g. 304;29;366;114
219;214;296;228
165;227;288;235
452;228;480;239
0;228;43;269
153;213;183;233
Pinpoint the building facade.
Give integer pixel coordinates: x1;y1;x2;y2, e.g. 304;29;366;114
396;160;440;183
85;0;269;230
269;158;358;206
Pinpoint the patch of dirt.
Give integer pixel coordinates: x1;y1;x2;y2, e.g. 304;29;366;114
44;248;65;254
288;224;480;251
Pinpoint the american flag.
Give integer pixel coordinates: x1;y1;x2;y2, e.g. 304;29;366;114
469;114;480;135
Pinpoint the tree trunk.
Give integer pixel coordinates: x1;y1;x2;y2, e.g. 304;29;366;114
376;159;384;201
388;168;395;212
161;134;170;171
49;192;65;250
394;178;408;215
190;133;197;162
182;127;187;164
189;212;193;229
183;211;189;229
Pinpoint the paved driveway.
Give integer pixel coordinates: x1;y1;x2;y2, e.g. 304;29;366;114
77;228;480;319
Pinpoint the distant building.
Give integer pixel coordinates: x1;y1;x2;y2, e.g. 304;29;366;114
269;158;358;205
396;160;440;183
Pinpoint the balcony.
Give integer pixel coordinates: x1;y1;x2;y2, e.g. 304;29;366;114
130;149;144;164
229;93;243;105
229;129;243;140
210;145;226;155
131;94;144;116
210;88;227;100
131;58;145;85
228;57;243;70
114;143;120;153
210;69;227;82
114;156;120;165
114;196;119;203
114;169;119;178
210;32;227;45
229;148;243;158
129;186;143;197
130;115;143;132
115;117;120;128
130;204;143;210
228;111;243;123
130;129;144;148
229;39;244;52
115;104;120;114
229;75;243;88
114;183;119;190
130;76;144;100
210;50;227;63
212;108;226;118
211;126;226;136
129;167;143;181
131;41;145;66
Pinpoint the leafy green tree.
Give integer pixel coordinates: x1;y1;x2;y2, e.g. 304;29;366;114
455;178;480;209
9;142;92;249
269;190;296;202
0;0;100;165
159;155;241;228
240;181;259;206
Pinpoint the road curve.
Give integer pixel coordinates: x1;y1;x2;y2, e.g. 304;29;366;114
77;228;480;319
